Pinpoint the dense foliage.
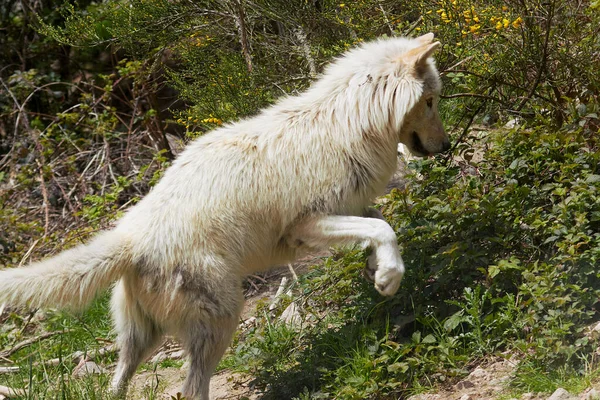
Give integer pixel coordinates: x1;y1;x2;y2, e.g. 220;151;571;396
1;0;599;398
229;123;600;398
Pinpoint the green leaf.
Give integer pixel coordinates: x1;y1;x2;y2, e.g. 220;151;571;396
387;362;410;373
585;174;600;183
444;310;465;332
422;334;436;344
488;265;500;279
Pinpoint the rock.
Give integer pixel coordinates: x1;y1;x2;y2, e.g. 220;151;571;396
547;388;574;400
522;393;536;399
482;113;499;126
584;321;600;341
150;351;168;364
152;349;186;364
581;388;600;400
489;375;510;386
406;394;442;400
280;301;302;329
240;316;256;329
455;380;475;390
505;118;520;129
468;366;488;379
170;350;185;359
72;361;107;378
459;395;473;400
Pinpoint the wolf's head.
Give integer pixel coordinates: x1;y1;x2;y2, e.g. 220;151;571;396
318;33;449;157
394;34;449;157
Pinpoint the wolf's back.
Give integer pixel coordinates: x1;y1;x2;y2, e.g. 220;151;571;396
0;230;131;311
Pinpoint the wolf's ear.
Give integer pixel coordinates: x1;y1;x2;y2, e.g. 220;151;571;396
403;41;441;67
415;32;435;44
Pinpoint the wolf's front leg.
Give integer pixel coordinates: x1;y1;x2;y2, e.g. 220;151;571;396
361;207;386;282
286;216;405;296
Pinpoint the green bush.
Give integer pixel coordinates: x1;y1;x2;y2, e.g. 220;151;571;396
225;122;600;398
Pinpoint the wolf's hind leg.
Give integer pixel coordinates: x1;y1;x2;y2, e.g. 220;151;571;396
110;280;163;397
179;308;241;399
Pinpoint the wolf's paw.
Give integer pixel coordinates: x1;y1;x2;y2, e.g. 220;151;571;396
374;267;404;296
363;252;377;282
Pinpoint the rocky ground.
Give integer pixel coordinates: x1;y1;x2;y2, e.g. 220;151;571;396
406;356;600;400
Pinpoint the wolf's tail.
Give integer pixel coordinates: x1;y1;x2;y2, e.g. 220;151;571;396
0;230;132;311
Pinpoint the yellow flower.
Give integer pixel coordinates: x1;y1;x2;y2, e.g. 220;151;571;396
339;3;345;7
202;117;223;125
503;18;509;28
469;24;481;33
512;16;523;28
502;5;508;11
473;15;480;22
496;21;503;30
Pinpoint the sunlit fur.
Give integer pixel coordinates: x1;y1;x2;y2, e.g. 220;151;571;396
0;34;448;399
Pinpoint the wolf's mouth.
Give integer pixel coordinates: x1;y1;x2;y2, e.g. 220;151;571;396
411;131;429;156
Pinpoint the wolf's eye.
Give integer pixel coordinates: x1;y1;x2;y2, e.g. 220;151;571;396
426;98;433;108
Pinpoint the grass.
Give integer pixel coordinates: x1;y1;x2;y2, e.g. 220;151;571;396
0;295;115;399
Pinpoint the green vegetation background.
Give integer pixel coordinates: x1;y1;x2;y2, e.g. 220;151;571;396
0;0;599;398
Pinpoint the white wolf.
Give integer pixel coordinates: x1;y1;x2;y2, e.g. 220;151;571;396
0;33;448;399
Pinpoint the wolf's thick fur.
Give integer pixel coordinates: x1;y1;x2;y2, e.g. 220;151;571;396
0;34;448;399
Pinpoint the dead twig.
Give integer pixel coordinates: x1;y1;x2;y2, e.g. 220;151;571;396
0;76;51;237
403;16;423;37
0;344;117;374
0;356;13;364
378;3;395;36
17;239;39;267
0;331;63;359
441;92;509;106
269;276;289;311
0;367;20;374
287;263;298;281
0;384;26;397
